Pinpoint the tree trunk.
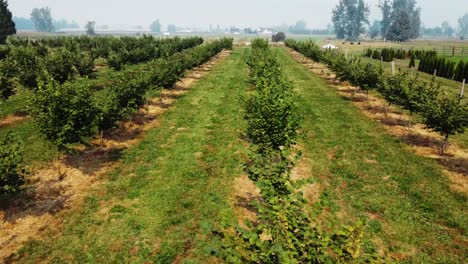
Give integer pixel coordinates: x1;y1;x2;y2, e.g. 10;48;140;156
100;130;104;148
57;152;63;179
439;135;450;156
145;98;149;114
385;103;392;117
407;113;412;129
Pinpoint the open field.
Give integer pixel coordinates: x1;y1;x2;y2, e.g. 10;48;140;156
322;39;468;57
1;44;466;263
1;36;467;263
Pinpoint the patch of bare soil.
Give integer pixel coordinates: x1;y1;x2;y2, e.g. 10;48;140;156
231;174;260;229
0;114;29;128
290;147;322;205
231;145;323;231
286;48;468;195
0;50;232;261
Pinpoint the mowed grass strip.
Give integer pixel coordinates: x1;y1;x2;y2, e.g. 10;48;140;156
276;48;467;263
13;49;249;263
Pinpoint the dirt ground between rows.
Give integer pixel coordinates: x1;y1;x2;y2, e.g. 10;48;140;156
0;114;29;128
0;50;232;262
286;48;468;195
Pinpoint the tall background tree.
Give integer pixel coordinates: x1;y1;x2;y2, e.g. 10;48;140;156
354;0;370;39
85;21;96;36
381;0;421;41
369;20;381;39
441;21;454;37
288;19;310;34
150;19;161;33
31;7;54;32
458;13;468;40
332;1;346;39
0;0;16;44
167;24;176;34
332;0;369;40
379;0;392;39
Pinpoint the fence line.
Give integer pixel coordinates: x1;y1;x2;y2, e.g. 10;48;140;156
361;46;468;57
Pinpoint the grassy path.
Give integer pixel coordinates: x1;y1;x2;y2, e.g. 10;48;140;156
12;49;249;263
275;48;467;263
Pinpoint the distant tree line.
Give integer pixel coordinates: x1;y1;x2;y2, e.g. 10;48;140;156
337;1;468;41
459;13;468;40
332;0;421;41
149;19;177;34
13;8;79;32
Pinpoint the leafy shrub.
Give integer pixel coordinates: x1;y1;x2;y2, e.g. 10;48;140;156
31;79;99;151
107;50;124;70
243;80;300;151
409;54;416;68
272;32;286;42
220;188;374;263
422;94;468;154
285;39;321;62
74;51;95;77
95;71;149;130
7;46;43;88
0;133;26;195
0;60;15;100
0;45;10;59
44;47;76;83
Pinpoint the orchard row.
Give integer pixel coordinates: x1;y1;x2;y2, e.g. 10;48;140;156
0;36;204;99
219;39;382;263
286;39;468;154
0;38;233;195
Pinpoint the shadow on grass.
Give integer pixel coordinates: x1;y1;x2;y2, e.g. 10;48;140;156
64;147;124;175
437;157;468;176
401;133;468;176
402;133;442;149
363;104;402;115
236;196;259;216
342;95;369;103
378;116;410;127
0;182;68;223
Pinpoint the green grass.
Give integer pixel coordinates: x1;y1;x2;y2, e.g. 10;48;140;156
275;47;467;263
13;49;249;263
0;119;57;166
0;89;32;119
446;56;468;63
8;47;467;263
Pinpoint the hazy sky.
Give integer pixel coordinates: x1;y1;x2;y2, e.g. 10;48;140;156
7;0;468;29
